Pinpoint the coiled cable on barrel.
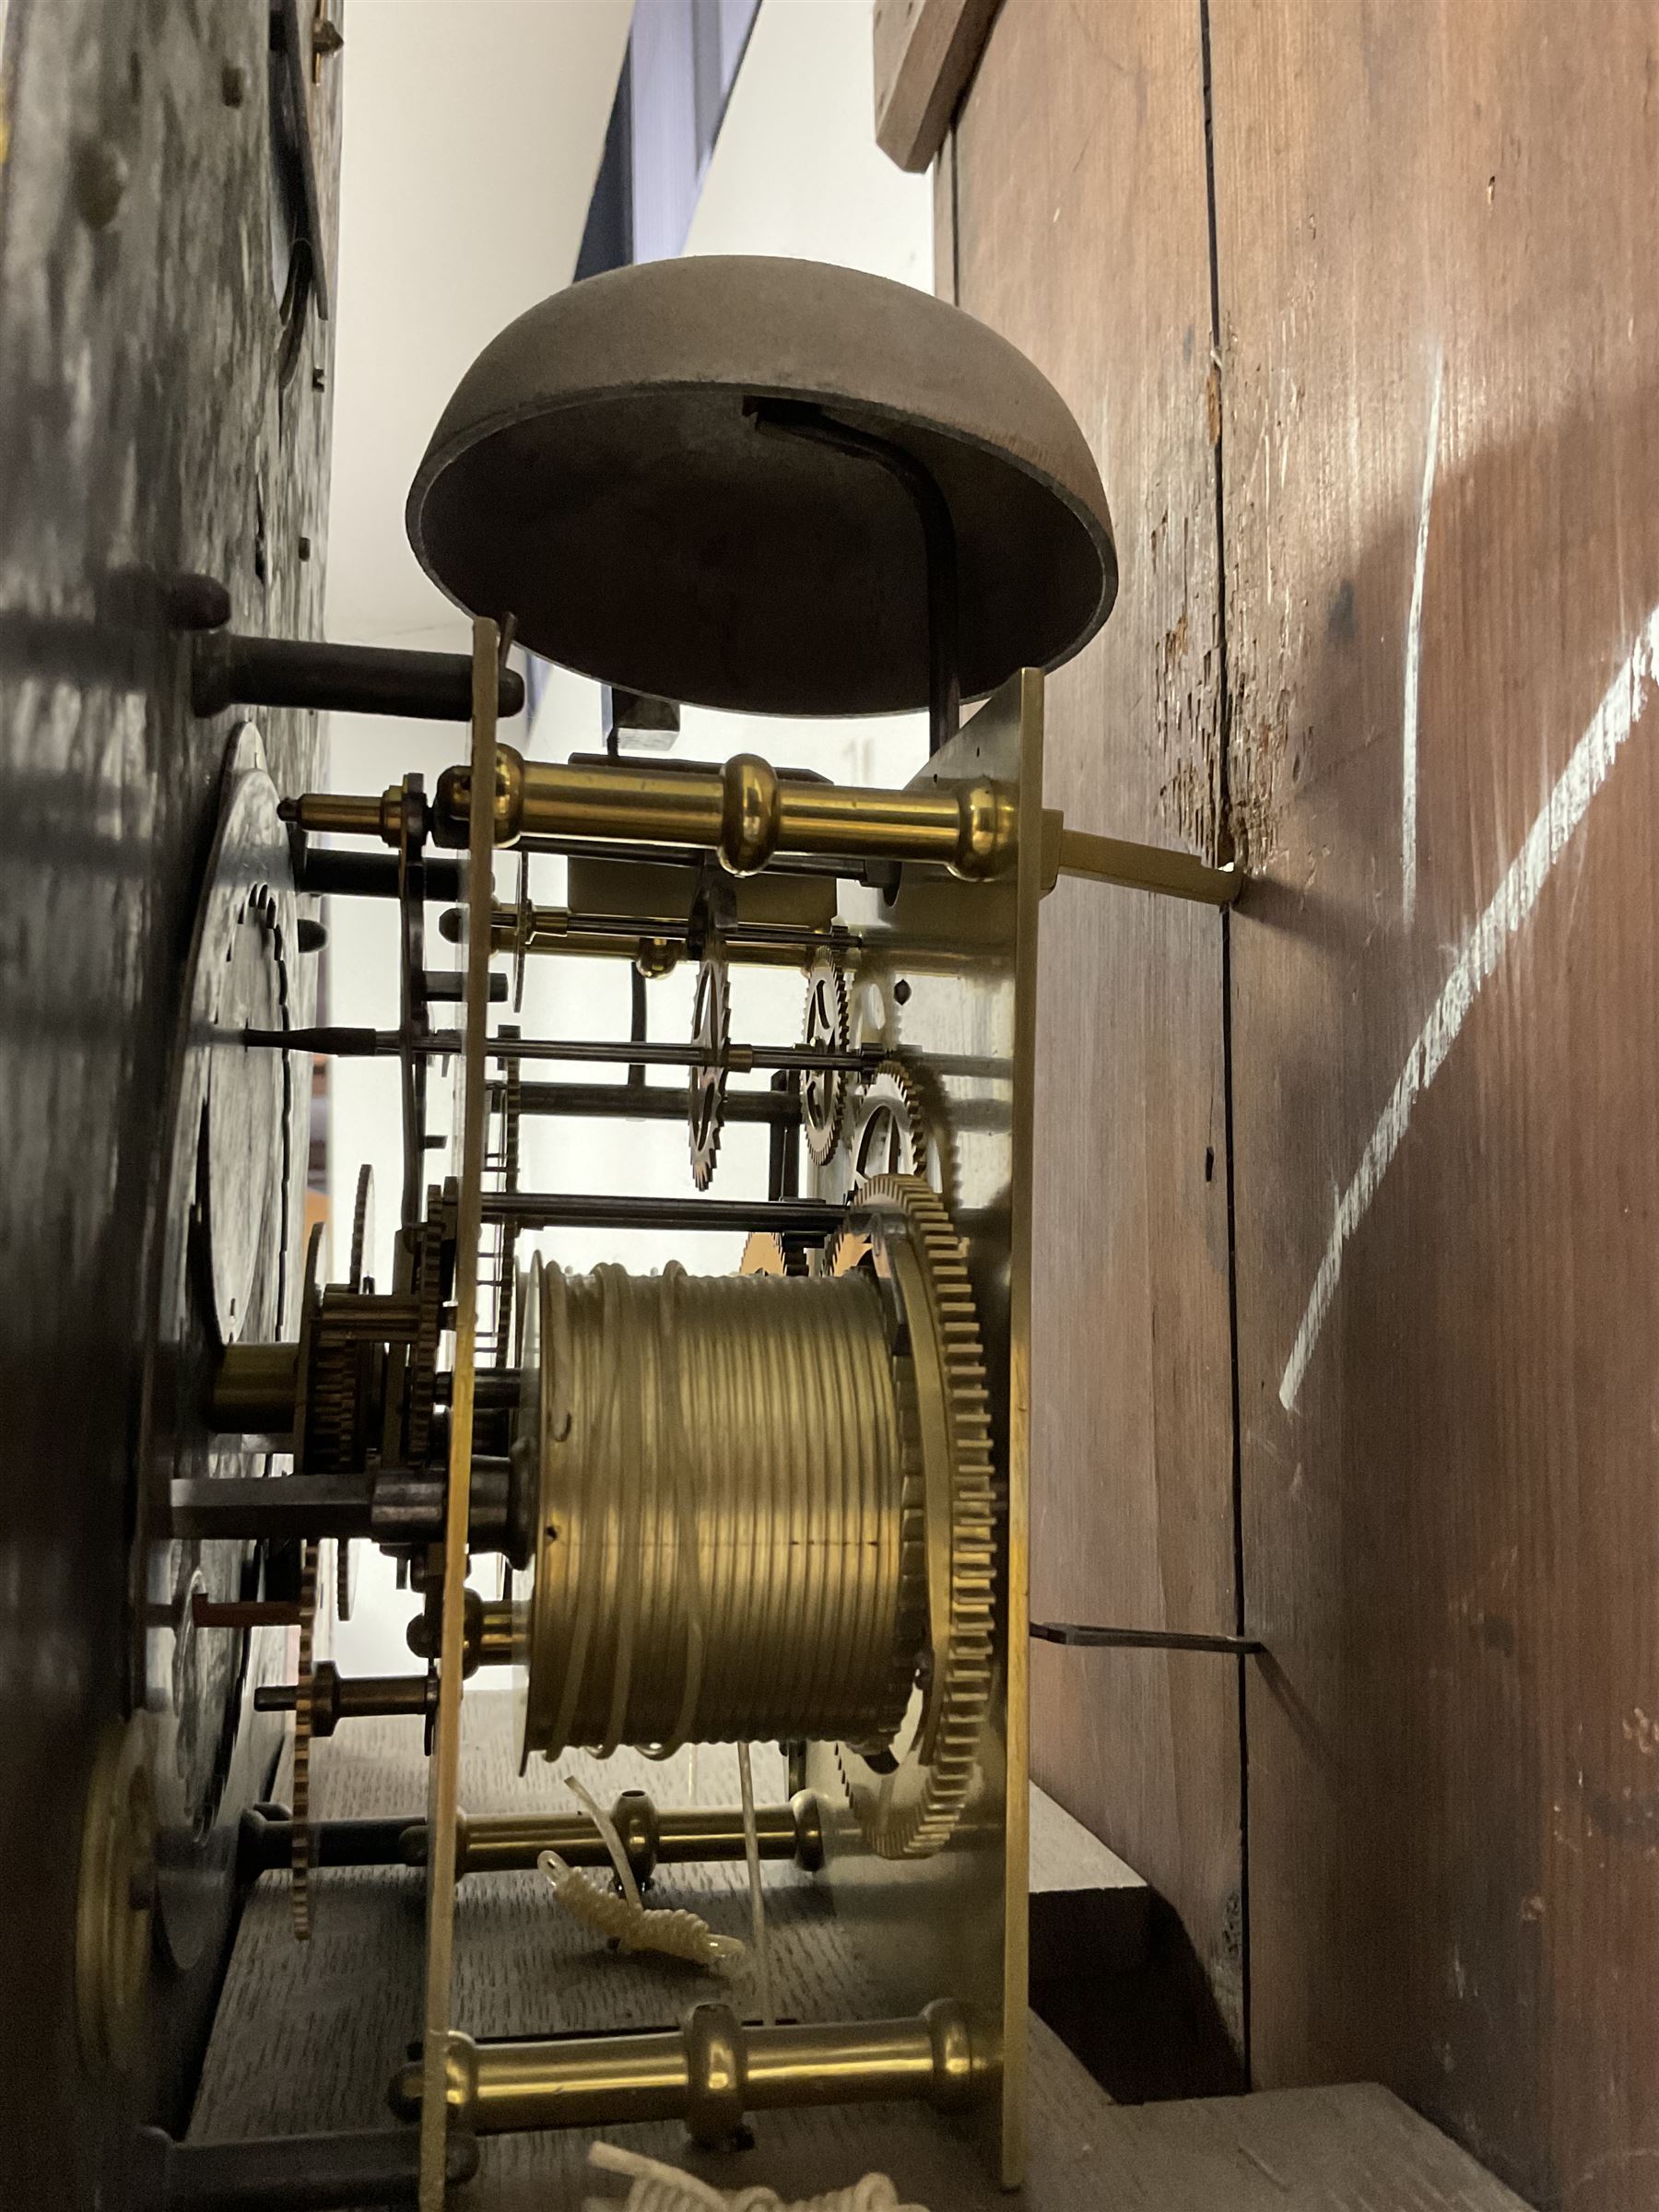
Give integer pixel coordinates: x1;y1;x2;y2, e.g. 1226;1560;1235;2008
583;2144;928;2212
525;1261;921;1759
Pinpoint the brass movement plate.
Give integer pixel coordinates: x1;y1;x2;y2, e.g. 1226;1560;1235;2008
418;618;501;2211
805;669;1041;2186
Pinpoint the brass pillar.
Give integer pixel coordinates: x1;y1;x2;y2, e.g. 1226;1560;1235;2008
391;2001;983;2142
416;1790;825;1881
291;747;1019;881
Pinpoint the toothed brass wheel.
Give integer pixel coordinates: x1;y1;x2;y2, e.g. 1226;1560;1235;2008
688;940;730;1191
348;1161;374;1290
289;1538;321;1939
852;1058;934;1187
830;1174;995;1859
802;950;851;1165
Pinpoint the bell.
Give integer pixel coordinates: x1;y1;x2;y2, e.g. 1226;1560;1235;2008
406;254;1117;719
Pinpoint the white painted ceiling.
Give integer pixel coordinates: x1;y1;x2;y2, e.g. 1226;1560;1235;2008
323;0;633;649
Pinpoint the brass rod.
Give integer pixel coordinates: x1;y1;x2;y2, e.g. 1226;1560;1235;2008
309;746;1018;881
1053;822;1242;906
493;751;1011;877
208;1343;300;1433
391;2001;982;2141
431;1796;818;1878
285;789;397;840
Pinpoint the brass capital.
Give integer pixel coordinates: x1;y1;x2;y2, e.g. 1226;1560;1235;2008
683;2003;747;2147
719;754;782;875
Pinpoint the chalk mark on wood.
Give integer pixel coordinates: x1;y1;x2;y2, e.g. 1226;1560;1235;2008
1401;348;1443;924
1282;599;1659;1409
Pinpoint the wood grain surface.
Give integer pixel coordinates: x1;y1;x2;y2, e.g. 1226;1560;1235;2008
948;0;1243;2067
946;2;1659;2198
193;1698;1526;2211
872;0;1002;173
1209;7;1659;2206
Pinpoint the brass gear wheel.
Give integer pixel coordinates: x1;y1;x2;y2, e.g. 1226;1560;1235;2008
403;1190;448;1465
289;1538;321;1939
304;1319;362;1473
688;941;730;1192
348;1161;374;1290
335;1533;357;1624
829;1174;994;1859
802;950;852;1165
851;1058;933;1187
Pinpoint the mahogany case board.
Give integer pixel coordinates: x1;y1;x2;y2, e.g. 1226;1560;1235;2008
949;0;1242;2062
1212;4;1659;2205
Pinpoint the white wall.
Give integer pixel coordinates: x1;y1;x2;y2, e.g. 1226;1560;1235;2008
687;0;932;290
324;0;633;646
328;0;934;1677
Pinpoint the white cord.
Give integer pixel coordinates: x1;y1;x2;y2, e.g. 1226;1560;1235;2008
538;1853;746;1971
583;2143;929;2212
540;1774;743;1971
566;1773;643;1910
736;1742;773;2028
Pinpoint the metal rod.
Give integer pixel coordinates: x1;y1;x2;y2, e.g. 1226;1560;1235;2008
628;962;648;1089
169;1468;519;1555
454;900;856;967
132;2123;477;2211
479;1193;841;1236
445;1794;822;1879
208;1342;300;1434
512;834;877;884
294;846;464;902
239;1806;418;1877
1053;822;1242;907
1030;1620;1265;1656
243;1025;875;1075
390;2002;981;2140
192;632;524;722
750;400;959;756
480;749;1001;876
433;1370;525;1407
769;1069;800;1201
191;1595;301;1631
509;1079;800;1125
254;1666;434;1734
236;1795;823;1881
169;1477;371;1541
